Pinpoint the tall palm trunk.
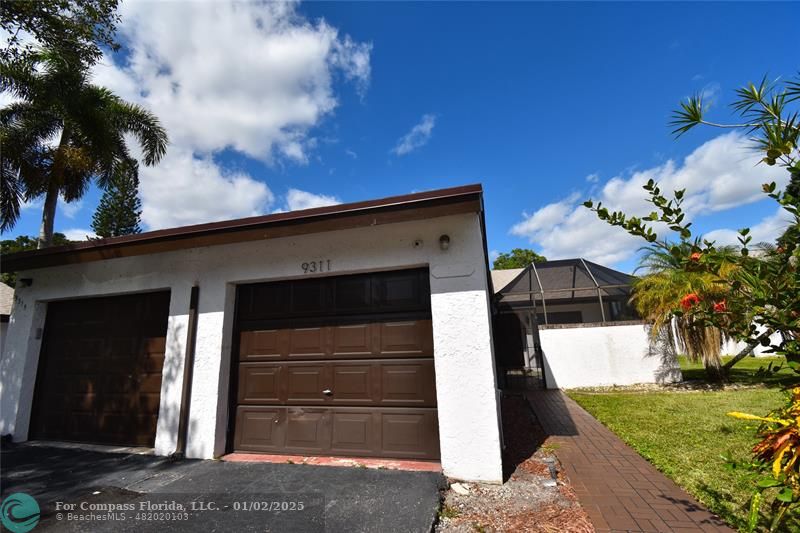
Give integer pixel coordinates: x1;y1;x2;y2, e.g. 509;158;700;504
37;180;59;248
37;126;70;249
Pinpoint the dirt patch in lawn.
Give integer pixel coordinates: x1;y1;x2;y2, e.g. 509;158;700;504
435;395;594;533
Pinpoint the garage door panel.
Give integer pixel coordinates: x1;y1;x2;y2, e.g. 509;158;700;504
35;414;67;440
143;353;166;373
330;411;375;455
380;361;437;406
380;321;433;355
234;407;438;460
332;276;372;313
234;407;285;452
232;269;439;460
381;411;439;459
239;320;434;361
287;328;327;358
31;291;170;447
237;360;435;407
240;330;285;360
138;374;165;394
286;365;328;403
285;408;329;453
331;324;375;356
291;280;329;315
246;283;291;320
375;271;429;312
330;363;373;404
238;363;282;403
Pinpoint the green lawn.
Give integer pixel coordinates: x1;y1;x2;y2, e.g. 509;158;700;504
679;355;798;387
568;357;798;532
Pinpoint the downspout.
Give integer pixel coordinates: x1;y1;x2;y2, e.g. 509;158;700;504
172;285;200;459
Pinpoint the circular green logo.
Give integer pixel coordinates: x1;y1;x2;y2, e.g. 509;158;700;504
0;493;40;533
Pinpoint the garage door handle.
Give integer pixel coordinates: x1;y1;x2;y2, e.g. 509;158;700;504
322;389;333;396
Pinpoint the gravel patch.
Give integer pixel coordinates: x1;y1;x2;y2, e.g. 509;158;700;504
435;395;593;533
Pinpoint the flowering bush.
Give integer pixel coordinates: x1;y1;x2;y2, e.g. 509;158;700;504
680;293;701;311
586;74;800;530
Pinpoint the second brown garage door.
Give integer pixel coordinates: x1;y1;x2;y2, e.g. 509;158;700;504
30;291;170;447
230;268;440;460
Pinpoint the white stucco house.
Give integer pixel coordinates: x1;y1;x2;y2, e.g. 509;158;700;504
0;185;504;483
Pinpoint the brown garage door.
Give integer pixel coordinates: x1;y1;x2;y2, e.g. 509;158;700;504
231;268;440;460
30;291;170;447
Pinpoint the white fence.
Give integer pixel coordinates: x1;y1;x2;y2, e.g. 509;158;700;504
539;321;682;389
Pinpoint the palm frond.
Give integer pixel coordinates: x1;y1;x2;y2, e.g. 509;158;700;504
670;94;705;137
785;72;800;103
109;99;168;166
0;160;23;232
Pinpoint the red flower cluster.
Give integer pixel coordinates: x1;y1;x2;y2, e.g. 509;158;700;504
680;293;701;310
690;252;702;262
713;300;727;313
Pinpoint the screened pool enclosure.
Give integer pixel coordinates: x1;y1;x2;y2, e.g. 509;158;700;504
491;258;639;388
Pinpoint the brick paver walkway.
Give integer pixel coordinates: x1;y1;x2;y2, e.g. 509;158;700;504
526;390;733;532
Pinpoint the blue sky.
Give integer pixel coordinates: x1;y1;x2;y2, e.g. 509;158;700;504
3;1;798;272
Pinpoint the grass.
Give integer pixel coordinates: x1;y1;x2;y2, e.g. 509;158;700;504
567;356;799;532
679;355;797;387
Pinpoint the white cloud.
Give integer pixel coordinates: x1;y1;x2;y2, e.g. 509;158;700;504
58;197;83;219
345;149;358;159
392;114;436;156
86;0;370;230
489;249;500;262
98;1;371;163
585;173;599;183
284;188;340;211
139;148;274;229
703;207;793;247
20;198;42;212
700;82;721;107
510;132;788;266
62;228;97;241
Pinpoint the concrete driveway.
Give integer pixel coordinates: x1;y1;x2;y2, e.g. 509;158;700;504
0;444;445;532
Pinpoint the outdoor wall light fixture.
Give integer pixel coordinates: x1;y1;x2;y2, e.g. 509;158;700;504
439;234;451;250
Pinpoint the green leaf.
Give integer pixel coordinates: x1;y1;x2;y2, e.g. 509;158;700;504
756;477;782;488
748;492;761;532
776;488;794;503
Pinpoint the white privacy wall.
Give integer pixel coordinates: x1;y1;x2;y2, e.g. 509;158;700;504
540;323;682;389
0;212;504;483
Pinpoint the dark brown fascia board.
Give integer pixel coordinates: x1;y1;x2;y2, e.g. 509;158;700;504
2;184;483;272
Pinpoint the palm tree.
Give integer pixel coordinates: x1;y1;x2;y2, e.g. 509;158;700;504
633;241;735;380
0;49;167;246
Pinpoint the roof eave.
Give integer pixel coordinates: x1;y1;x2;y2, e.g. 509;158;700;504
2;184;483;272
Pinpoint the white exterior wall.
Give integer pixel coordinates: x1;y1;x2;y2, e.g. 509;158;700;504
0;212;503;482
540;323;682;389
722;331;784;357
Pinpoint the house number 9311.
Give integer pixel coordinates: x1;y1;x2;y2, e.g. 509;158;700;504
301;260;332;274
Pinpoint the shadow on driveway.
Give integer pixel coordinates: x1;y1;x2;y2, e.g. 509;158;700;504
1;444;445;532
